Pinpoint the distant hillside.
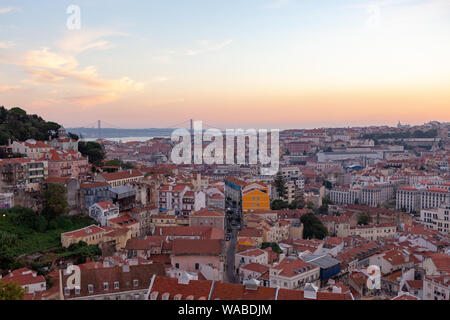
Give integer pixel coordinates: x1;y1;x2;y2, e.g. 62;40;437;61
0;106;61;145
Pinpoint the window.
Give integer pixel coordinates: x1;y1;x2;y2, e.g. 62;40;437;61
114;281;120;289
103;282;109;291
133;280;139;287
88;284;94;294
195;263;200;270
175;263;179;269
64;287;70;296
75;286;80;295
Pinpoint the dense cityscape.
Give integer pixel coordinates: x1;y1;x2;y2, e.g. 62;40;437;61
0;1;449;309
0;108;449;301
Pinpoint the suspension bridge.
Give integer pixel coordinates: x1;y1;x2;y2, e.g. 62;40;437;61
67;119;226;140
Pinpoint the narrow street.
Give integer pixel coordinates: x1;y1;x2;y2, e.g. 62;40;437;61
225;226;238;283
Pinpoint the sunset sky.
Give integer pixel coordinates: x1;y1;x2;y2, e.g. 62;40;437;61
0;0;449;129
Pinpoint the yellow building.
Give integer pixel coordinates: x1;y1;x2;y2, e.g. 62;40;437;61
242;182;270;214
61;225;107;248
61;215;142;250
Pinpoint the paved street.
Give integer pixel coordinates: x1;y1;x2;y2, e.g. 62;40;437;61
225;225;238;283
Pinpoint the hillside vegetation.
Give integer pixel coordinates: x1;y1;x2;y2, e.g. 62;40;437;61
0;106;61;145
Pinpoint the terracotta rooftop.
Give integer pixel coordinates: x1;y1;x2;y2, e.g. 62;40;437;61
172;239;222;255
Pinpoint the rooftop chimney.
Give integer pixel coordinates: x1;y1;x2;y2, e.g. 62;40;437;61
243;278;260;291
303;283;318;300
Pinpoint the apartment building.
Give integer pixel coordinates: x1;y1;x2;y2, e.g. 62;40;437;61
89;201;120;227
158;184;205;214
107;214;140;239
242;182;270;214
329;187;361;205
360;185;382;207
269;257;320;290
80;181;112;210
396;186;421;213
235;248;269;274
45;149;88;180
59;263;165;300
189;208;225;230
95;170;144;188
9;139;52;159
349;223;396;241
61;225;107;248
420;188;449;209
420;199;450;235
0;158;47;192
423;275;450;300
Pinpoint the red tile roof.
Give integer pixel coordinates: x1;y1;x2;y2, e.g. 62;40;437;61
96;201;117;211
211;282;276;300
62;225;105;238
172;239;222;255
272;258;318;277
101;170;143;181
149;276;213;300
2;268;46;286
191;208;224;217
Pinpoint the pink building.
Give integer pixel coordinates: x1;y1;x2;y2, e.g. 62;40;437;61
170;239;224;281
44;149;88;180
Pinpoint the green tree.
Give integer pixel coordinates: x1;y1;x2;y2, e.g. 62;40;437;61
0;106;61;145
104;159;136;170
68;132;79;141
261;242;283;254
323;180;333;189
42;184;69;219
78;141;105;165
271;200;289;210
0;279;26;300
357;212;370;225
274;171;286;199
300;213;328;240
34;215;48;232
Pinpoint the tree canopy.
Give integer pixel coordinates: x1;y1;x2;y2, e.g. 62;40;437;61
261;242;283;254
78;141;105;165
42;184;69;219
0;106;61;145
357;212;370;226
274;171;286;199
104;159;136;170
300;213;328;240
0;279;26;300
